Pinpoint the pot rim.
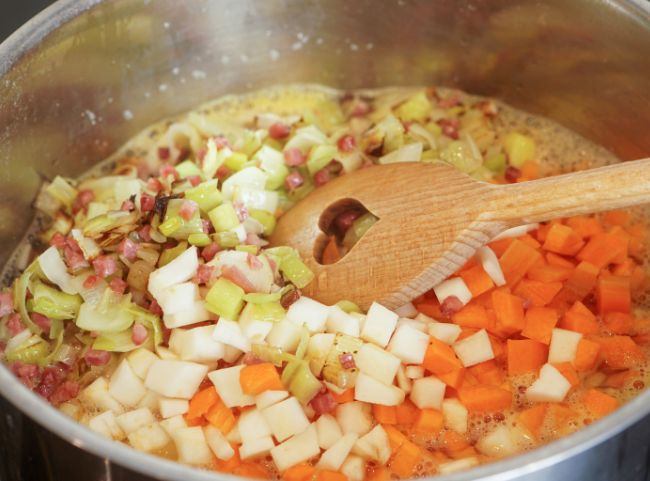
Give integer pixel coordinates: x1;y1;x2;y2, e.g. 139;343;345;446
1;1;650;480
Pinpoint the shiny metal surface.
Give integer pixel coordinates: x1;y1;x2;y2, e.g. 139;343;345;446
0;0;649;480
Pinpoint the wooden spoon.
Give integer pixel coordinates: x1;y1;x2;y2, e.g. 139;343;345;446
270;160;650;310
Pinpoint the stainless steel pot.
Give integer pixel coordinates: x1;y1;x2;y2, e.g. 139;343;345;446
1;1;650;480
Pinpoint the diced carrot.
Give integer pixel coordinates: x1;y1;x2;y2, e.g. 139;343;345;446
596;335;644;369
413;298;441;319
527;264;574;283
366;467;391;481
452;304;490;329
456;327;480;341
384;425;408;452
422;337;463;375
543;224;585;256
558;301;599;335
396;400;420;425
603;312;633;335
488;237;514;257
389;440;421;478
491;289;525;335
185;416;208;427
459;265;495;298
316;470;348;481
186;386;219;422
321;237;342;265
373;405;398;425
240;363;284;395
553;362;579;387
631;265;647;291
565;216;603;239
546;252;576;268
612;258;634;277
442;430;470;452
520;234;542;249
536;223;552;243
331;388;355;404
547;403;575;430
438;368;466;390
507;339;548;375
499;240;542;285
574;339;601;371
518;404;548;439
604;370;636;388
458;386;512;412
560;261;600;302
577;233;629;268
205;397;237;434
458;257;478;272
520;160;540;180
213;446;241;473
468;360;503;386
522;307;559;344
414;408;444;433
597;276;631;314
283;464;316;481
234;463;270;479
514;279;563;307
488;334;507;363
603;210;631;226
582;389;619;419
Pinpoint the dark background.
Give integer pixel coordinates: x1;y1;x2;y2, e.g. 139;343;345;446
0;0;56;42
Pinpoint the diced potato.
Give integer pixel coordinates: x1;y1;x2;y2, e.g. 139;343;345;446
159;398;189;419
109;360;148;408
262;397;310;442
396;365;412;394
355;372;405;406
270;424;320;472
137;390;161;412
316;432;359;470
128;422;170;453
88;410;125;440
477;246;506;287
158;282;199;316
173;426;213;465
387;324;429;364
116;408;155;435
159;415;187;436
212;318;251;352
156;346;179;360
164;300;210;329
145;360;208;399
433;277;472;306
266;319;302;352
208;365;255;408
204;425;235;460
396;318;428;332
360;302;398;347
81;377;124;414
226;423;242;444
316;414;343;450
410;376;446;409
356;343;401;385
476;425;519;457
169;325;225;362
341;455;366;481
327;306;361;337
453;329;494;367
526;363;571;402
307;333;336;376
428;322;462;345
127;348;159;379
548;328;582;364
287;296;330;333
148;246;198;299
240;435;276;460
442;398;468;434
256;390;289;410
222;345;243;363
352;425;391;464
59;402;81;420
239;408;273;442
405;366;424;379
336;401;373;436
239;318;274;343
438;456;479;474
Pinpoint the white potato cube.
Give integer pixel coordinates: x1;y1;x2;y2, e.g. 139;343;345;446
415;312;436;323
341;456;366;481
204;425;235;460
156;346;179;360
88;411;124;440
453;329;494;367
148;246;198;299
240;435;276;460
548;328;582;364
477;246;506;287
316;432;359;470
128;422;170;453
159;398;189;419
213;318;251;352
263;397;310;442
405;366;425;379
394;302;418;318
226;423;242;444
352;425;391;464
438;457;479;474
410;376;446;409
396;365;412;394
127;348;159;379
109;360;148;408
316;414;343;450
270;424;320;472
355;372;405;406
159;415;187;436
396;318;428;332
158;282;199;316
145;360;208;399
266;319;302;352
137;390;160;412
164;300;210;329
173;426;213;465
327;306;360;337
336;401;373;436
256;390;289;410
287;296;330;332
476;425;518;457
308;333;336;376
355;343;401;385
433;277;472;306
81;377;124;414
116;408;155;435
387;324;429;364
208;365;255;408
239;408;273;442
240;317;274;343
59;402;81;420
442;398;468;434
222;345;243;363
526;363;572;402
361;302;398;347
169;325;224;362
428;322;462;345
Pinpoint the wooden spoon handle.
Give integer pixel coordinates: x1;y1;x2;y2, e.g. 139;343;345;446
484;158;650;225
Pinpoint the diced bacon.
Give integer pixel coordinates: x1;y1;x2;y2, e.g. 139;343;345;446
216;165;231;179
313;168;331;187
177;147;191;162
72;190;95;214
49;381;79;405
438;93;462;109
158;147;171;160
121;199;135;211
188;175;202;187
440;295;464;317
31;313;51;333
147;177;163;193
0;292;14;317
213;135;231;149
196;147;207;162
284;148;306;166
201;243;221;262
109;277;128;294
140;193;155;212
149;299;163;316
281;289;301;309
337;135;356;153
222;265;256;293
36;364;67;398
438;118;460;140
310;391;337;415
118;238;138;261
63;237;88;271
202;219;214;234
233;201;248;222
242;352;264;365
179;200;198;221
7;313;26;337
92;255;117;278
85;349;111;366
476;100;498;117
196;264;215;285
132;324;148;345
269;122;291;139
11;362;41;389
160;164;179;180
339;353;356;369
245;233;265;247
285;171;305;191
246;254;263;270
138;224;152;242
351;99;371;117
83;275;99;289
335;210;360;234
505;166;522;183
49;232;66;249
